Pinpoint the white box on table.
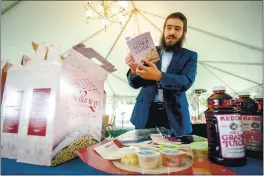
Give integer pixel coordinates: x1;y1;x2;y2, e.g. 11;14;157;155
1;43;115;166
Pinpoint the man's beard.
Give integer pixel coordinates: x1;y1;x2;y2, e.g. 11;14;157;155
159;34;185;52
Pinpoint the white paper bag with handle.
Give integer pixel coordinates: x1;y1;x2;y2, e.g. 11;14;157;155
13;43;115;166
1;65;26;159
15;44;61;166
1;57;29;159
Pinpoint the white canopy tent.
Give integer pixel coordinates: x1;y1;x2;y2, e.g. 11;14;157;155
1;1;263;127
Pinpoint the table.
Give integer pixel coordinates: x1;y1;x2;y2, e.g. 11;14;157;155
1;154;263;175
1;158;107;175
1;129;263;175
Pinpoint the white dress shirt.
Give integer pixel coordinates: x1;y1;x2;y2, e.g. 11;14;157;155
153;50;173;102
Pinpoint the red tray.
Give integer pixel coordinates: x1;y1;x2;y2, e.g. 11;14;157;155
76;140;236;175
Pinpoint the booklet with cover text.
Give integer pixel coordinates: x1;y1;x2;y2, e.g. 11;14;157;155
126;32;160;65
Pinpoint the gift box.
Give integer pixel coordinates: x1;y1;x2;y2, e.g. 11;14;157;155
1;43;115;166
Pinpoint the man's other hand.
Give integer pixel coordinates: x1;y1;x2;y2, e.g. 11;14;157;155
125;53;137;75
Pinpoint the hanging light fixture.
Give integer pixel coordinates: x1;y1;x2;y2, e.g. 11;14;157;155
84;1;130;31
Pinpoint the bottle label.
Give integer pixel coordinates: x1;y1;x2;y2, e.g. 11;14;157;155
242;115;263;151
216;114;245;158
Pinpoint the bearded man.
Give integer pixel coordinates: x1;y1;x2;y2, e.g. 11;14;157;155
125;12;198;137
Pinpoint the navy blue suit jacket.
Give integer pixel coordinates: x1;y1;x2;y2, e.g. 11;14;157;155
126;47;198;136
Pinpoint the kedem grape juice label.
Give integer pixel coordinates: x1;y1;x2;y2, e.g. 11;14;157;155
216;114;245;158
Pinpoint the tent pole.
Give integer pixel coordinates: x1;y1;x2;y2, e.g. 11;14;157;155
138;11;162;33
105;11;134;59
138;9;262;53
201;62;261;85
199;63;237;94
189;26;262;52
200;61;262;66
131;1;136;9
1;1;21;15
240;84;263;93
111;74;128;84
131;1;140;34
134;10;140;35
137;9;165;19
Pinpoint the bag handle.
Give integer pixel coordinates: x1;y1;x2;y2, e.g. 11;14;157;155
32;42;65;60
32;43;61;63
32;43;47;63
46;44;61;62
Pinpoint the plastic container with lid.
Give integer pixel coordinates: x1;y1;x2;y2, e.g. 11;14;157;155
137;150;160;169
120;147;140;165
205;86;246;167
190;142;208;162
236;92;263;158
160;150;187;167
